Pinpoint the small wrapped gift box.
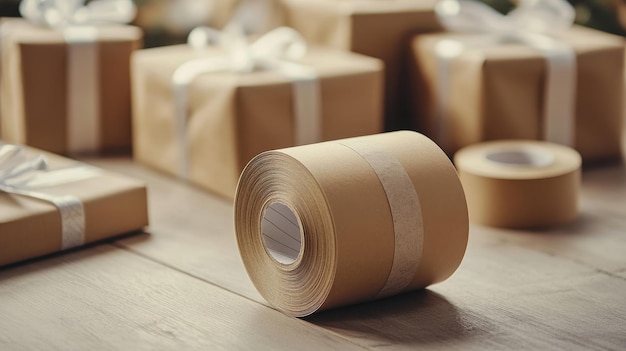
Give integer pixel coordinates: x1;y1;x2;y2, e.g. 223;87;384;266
131;27;383;199
282;0;440;130
0;144;149;267
409;1;625;161
0;17;142;155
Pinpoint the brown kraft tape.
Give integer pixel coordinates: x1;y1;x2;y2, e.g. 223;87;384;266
454;140;581;229
235;131;468;317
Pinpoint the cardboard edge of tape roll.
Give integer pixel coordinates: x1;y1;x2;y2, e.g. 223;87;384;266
235;130;469;317
454;140;582;229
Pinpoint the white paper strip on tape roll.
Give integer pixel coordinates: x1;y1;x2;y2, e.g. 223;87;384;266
235;131;469;317
454;140;581;229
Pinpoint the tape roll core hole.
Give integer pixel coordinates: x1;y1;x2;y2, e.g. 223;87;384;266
261;202;303;265
484;148;554;167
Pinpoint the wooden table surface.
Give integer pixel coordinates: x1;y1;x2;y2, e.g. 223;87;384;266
1;156;625;350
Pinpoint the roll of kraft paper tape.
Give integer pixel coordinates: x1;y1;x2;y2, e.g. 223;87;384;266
235;131;468;317
454;140;581;229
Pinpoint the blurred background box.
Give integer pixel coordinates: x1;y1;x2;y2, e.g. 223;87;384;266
132;43;383;198
282;0;441;131
410;26;624;161
0;18;142;155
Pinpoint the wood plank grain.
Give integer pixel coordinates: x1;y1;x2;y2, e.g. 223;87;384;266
87;157;626;350
87;158;262;302
0;245;365;351
308;233;626;350
462;165;626;276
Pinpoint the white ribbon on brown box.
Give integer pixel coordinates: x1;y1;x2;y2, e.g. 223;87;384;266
0;143;100;249
172;25;321;180
434;0;577;149
19;0;136;154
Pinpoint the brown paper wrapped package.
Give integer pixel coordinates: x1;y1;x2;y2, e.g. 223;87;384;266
410;26;625;161
133;0;285;38
0;19;143;155
209;0;286;32
0;147;149;267
282;0;441;130
131;44;383;199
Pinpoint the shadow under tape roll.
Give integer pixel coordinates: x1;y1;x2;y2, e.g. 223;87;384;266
305;290;480;345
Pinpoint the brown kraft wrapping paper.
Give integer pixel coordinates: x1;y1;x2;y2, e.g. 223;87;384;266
0;19;143;155
131;44;383;199
132;0;284;42
454;140;581;229
0;146;149;267
410;26;625;161
282;0;441;130
235;131;468;317
208;0;286;32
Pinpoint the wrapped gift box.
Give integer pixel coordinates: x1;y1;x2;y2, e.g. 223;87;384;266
131;43;383;199
410;26;625;161
0;144;149;267
282;0;440;130
0;19;143;155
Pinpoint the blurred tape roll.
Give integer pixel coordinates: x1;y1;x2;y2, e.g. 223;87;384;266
454;140;581;229
235;131;468;317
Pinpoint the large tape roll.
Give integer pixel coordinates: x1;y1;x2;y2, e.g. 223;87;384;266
235;131;468;317
454;140;581;229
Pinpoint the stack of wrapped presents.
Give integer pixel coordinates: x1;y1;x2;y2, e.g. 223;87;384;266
0;0;624;265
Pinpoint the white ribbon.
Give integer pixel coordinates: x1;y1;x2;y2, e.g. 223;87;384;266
434;0;577;148
0;144;101;250
18;0;136;154
172;25;321;179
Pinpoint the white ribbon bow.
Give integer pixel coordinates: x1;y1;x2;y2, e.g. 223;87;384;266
19;0;136;28
178;24;310;77
0;144;100;250
172;25;320;179
0;145;48;190
434;0;577;148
